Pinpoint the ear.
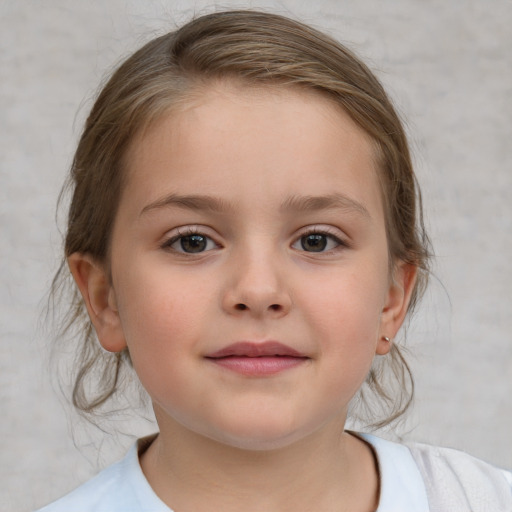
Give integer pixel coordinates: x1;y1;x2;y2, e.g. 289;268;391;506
376;262;418;356
67;253;127;353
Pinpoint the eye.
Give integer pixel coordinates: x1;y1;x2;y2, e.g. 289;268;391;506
292;230;345;253
163;230;218;254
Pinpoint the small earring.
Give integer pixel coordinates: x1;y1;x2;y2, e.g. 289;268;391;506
381;335;392;343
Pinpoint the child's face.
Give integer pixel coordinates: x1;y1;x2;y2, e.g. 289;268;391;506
76;85;413;450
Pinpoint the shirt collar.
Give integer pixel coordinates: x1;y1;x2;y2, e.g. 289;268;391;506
356;433;430;512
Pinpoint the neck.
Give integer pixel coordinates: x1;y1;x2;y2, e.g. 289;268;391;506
140;416;379;512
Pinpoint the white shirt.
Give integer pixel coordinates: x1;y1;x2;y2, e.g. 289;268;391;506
37;434;512;512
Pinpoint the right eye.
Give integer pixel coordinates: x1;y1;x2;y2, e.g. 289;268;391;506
162;231;218;254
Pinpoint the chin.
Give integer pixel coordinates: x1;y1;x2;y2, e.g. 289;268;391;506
201;418;315;452
214;432;303;452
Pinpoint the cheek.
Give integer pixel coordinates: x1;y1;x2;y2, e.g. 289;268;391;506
114;279;203;411
299;265;389;381
112;263;206;366
304;266;388;334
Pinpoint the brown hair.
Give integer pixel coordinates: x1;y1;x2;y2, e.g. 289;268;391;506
53;10;431;428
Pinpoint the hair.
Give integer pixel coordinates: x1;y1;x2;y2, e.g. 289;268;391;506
52;9;432;429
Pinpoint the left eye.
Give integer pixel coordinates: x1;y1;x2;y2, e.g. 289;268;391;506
165;233;217;253
292;232;343;253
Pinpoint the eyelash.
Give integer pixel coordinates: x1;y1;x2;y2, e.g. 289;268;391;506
161;227;220;254
292;228;348;254
160;226;348;254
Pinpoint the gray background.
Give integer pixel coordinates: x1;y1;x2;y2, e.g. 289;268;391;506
1;1;511;510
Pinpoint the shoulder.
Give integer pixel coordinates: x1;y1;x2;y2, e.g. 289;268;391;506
360;433;512;512
35;456;128;512
407;440;512;511
35;439;170;512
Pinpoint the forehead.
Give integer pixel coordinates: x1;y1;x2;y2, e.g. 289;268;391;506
121;84;383;219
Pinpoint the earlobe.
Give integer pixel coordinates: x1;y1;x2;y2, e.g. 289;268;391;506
377;262;418;356
67;253;127;353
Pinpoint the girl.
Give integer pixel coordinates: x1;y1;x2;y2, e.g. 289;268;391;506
38;10;511;512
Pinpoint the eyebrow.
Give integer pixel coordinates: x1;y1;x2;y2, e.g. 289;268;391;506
280;193;371;219
140;192;370;219
140;193;234;216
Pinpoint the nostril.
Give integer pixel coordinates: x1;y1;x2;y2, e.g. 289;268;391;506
231;303;286;313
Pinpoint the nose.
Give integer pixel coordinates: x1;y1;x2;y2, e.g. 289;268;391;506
221;249;292;319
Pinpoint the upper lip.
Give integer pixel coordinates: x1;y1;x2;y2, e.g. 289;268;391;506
206;341;306;358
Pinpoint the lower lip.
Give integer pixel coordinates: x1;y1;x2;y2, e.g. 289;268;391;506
207;356;307;376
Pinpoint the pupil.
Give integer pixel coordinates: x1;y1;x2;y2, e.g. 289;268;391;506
302;234;327;252
181;235;206;253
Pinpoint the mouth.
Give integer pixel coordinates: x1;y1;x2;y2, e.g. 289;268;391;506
205;341;309;376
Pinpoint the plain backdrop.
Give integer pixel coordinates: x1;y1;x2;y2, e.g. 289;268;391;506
1;1;511;510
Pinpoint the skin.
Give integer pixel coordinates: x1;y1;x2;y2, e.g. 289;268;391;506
69;84;416;512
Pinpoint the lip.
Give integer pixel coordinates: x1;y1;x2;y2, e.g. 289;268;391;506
206;341;305;358
205;341;309;376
